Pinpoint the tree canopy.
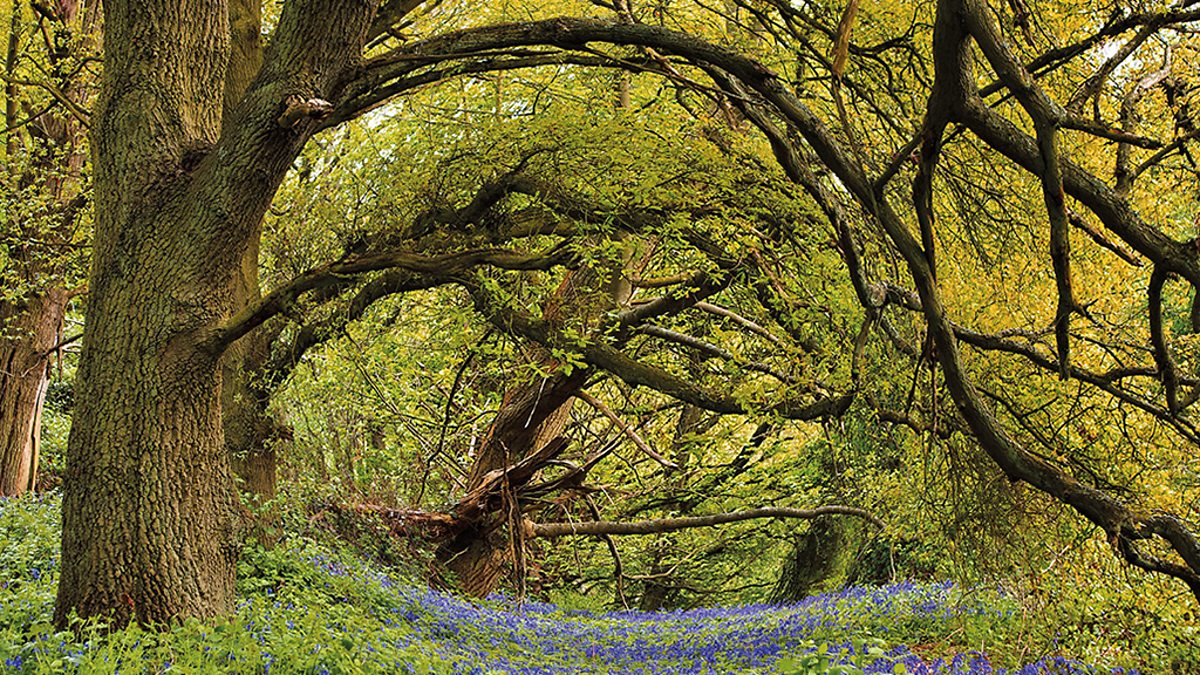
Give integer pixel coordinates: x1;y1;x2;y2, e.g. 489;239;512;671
3;0;1200;661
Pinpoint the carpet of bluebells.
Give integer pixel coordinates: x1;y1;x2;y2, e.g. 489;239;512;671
0;495;1143;674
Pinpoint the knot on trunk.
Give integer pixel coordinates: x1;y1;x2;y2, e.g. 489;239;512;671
277;95;333;129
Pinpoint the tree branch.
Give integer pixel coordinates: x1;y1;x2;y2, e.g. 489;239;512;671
1149;265;1181;415
530;505;884;538
960;0;1080;377
463;277;853;421
204;245;572;355
576;390;679;470
693;301;782;344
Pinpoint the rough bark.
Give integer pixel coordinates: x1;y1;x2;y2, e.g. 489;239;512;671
218;0;279;511
0;289;67;496
441;264;611;597
56;0;379;626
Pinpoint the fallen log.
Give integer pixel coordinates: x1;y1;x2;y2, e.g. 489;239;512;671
526;505;884;538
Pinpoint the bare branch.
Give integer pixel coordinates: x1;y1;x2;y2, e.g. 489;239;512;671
530;505;884;538
694;301;781;344
576;390;679;470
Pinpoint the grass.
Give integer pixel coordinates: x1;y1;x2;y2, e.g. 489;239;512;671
0;495;1144;674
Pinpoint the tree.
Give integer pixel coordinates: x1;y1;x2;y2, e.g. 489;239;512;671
58;0;1200;627
1;0;94;496
56;0;376;625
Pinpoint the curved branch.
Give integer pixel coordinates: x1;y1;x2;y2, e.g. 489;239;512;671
1149;265;1181;415
204;245;571;355
259;269;451;390
463;277;853;421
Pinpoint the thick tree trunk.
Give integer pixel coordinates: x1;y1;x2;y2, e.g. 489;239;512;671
52;0;376;627
56;252;241;623
0;290;67;496
55;0;239;626
55;196;243;623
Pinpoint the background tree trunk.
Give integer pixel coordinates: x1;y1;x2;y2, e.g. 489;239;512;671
770;515;849;602
0;289;67;495
441;370;586;596
1;0;93;497
441;263;627;596
223;325;281;507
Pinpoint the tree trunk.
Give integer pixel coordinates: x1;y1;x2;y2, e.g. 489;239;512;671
2;0;92;496
442;526;509;599
221;240;282;510
0;289;67;496
56;240;242;624
441;263;624;596
227;380;280;547
770;515;849;602
223;322;280;509
55;0;240;626
54;192;244;623
52;0;377;627
441;369;586;596
638;545;674;611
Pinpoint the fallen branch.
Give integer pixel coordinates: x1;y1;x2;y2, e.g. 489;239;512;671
528;505;884;538
344;504;460;540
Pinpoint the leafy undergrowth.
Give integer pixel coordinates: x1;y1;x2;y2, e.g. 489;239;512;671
0;496;1142;674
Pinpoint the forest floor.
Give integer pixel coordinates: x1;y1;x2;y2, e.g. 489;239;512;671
0;496;1144;674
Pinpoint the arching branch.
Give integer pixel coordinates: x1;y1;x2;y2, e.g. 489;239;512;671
462;277;854;421
204;245;572;355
